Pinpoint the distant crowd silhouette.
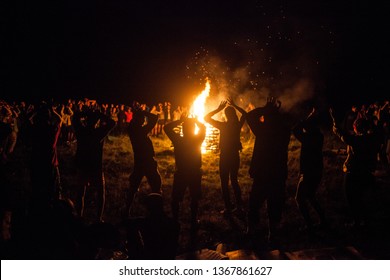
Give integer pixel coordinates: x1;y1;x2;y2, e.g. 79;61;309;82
0;97;389;259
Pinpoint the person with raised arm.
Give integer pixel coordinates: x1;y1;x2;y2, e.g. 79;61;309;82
126;106;162;217
164;116;206;229
246;97;291;244
204;97;246;217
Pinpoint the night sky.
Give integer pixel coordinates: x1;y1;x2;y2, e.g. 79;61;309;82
2;0;388;109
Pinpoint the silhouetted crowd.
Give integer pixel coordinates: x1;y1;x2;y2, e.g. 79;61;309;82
0;97;389;259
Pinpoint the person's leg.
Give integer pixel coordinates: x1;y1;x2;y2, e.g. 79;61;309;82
344;172;364;224
295;174;313;228
171;172;186;221
189;170;202;228
247;179;267;234
53;166;62;199
145;160;162;194
267;180;285;241
307;174;327;226
229;151;243;210
91;171;106;222
219;155;232;214
76;174;88;218
126;166;144;217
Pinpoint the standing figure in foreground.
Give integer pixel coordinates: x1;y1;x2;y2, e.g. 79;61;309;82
126;108;162;217
29;102;63;213
292;108;327;232
246;97;291;243
330;108;379;226
74;109;115;222
204;98;246;216
164;117;206;229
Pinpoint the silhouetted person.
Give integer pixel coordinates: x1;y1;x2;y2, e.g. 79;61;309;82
60;104;74;146
204;98;246;216
342;104;359;135
377;101;390;171
125;193;179;259
292;108;327;231
126;109;162;217
1;105;14;249
117;104;127;135
331;109;379;226
156;103;165;135
164;102;172;124
29;102;62;213
164;117;206;228
74;110;115;222
246;97;290;243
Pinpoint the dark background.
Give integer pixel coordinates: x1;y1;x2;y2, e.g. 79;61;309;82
2;0;388;109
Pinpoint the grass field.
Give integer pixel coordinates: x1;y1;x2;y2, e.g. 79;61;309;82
7;127;390;259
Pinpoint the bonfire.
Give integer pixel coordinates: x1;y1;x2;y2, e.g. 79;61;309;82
189;79;219;153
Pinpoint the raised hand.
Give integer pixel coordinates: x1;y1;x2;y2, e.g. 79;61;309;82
265;96;281;110
227;97;238;107
217;100;228;111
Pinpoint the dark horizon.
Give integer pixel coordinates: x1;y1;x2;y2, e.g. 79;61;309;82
2;0;388;109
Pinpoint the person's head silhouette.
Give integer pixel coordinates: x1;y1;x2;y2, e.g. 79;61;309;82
224;106;238;122
132;111;145;126
182;118;196;137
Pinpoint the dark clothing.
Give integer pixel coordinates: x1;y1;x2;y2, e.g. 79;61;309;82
118;110;126;124
0;122;13;213
292;118;326;227
31;122;61;168
219;151;242;208
0;123;13;152
296;173;322;199
73;113;115;220
74;114;115;173
333;127;380;222
164;121;205;173
334;130;378;174
344;171;375;222
126;112;161;214
129;159;161;194
205;113;245;210
247;109;290;180
30;119;62;208
292;121;324;174
128;115;157;166
246;107;290;235
342;110;358;135
128;112;161;195
164;120;206;223
117;109;127;134
205;118;244;153
248;177;285;225
172;169;202;202
295;173;326;227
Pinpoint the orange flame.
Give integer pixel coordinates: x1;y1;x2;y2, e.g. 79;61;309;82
189;79;211;123
189;79;218;153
